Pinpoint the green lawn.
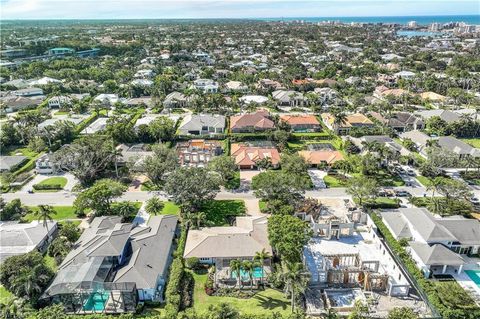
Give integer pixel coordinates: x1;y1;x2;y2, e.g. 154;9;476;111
190;271;290;316
44;254;58;272
0;285;13;304
160;202;180;215
356;197;400;209
461;138;480;148
416;175;432;187
201;200;246;226
37;177;67;187
23;206;78;221
259;201;267;213
324;174;347;187
33;177;68;192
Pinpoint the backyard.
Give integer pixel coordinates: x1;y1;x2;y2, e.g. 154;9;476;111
190;271;290;316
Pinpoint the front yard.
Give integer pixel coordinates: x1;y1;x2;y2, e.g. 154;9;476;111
33;176;68;192
23;206;78;222
190;271;290;316
461;138;480;148
201;200;246;226
324;174;348;187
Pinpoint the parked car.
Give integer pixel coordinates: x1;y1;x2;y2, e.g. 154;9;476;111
406;169;416;176
470;197;480;205
395;190;411;197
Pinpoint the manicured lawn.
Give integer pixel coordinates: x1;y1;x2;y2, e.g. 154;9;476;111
356;197;400;209
23;206;78;221
37;177;67;187
0;285;13;304
190;271;290;316
201;200;246;226
160;202;180;215
461;138;480;148
33;177;68;192
324;174;347;187
416;175;432;187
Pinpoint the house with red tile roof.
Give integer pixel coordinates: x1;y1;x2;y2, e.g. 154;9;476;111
231;143;281;169
298;150;344;167
280;114;321;132
229;110;275;133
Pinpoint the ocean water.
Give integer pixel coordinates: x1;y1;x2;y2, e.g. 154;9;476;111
259;15;480;25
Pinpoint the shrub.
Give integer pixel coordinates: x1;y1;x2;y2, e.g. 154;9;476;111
32;184;63;190
185;257;200;269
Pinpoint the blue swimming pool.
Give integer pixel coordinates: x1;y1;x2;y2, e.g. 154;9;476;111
231;267;264;279
465;270;480;288
83;291;110;311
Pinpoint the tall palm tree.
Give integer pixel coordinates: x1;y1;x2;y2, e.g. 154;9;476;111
254;249;271;284
145;197;164;215
229;259;242;290
277;261;310;312
242;260;254;291
426;176;443;198
33;205;54;233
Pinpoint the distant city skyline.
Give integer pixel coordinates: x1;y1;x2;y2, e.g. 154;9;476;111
1;0;479;20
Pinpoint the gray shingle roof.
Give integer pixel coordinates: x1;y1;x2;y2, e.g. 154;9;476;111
410;242;464;266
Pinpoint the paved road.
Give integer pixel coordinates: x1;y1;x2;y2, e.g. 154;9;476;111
1;185;434;206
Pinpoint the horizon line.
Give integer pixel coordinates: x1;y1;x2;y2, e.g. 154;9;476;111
2;14;479;21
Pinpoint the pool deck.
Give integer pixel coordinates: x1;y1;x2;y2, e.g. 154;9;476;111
452;257;480;305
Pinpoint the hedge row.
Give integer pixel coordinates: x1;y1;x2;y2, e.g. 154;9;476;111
164;226;188;318
75;113;98;134
32;184;63;190
371;213;480;319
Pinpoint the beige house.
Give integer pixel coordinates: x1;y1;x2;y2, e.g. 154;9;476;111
184;216;272;287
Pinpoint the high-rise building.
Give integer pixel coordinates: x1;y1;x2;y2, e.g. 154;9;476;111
407;21;418;28
429;23;441;32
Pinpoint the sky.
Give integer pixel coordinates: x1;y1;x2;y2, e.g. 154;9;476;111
1;0;479;20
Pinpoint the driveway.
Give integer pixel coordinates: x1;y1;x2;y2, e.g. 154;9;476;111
239;170;261;190
307;169;327;189
19;173;78;193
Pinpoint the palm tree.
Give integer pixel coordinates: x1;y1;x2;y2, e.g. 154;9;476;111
145;197;164;215
33;205;54;233
229;259;242;290
277;261;310;312
426;176;443;198
242;260;254;291
189;211;207;229
254;249;271;284
11;265;49;299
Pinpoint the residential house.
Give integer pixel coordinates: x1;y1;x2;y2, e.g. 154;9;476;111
0;220;58;263
223;80;248;93
299;150;344;167
369;111;424;133
238;95;269;105
0;155;27;172
35;153;59;174
280;114;321;132
256;79;284;92
399;130;431;154
125;97;153;108
314;87;337;107
321;113;374;135
13;87;44;97
42;215;178;313
163;92;188;109
183;216;272;287
436;136;480;159
178;114;226;135
381;208;480;277
176;139;223;167
415;109;461;124
0;95;40;113
230;110;275;133
393;70;416;80
192;79;218;93
271;90;305;107
420;92;447;104
231;142;281;169
48;95;72;108
352;135;410;157
116;144;154;169
94;94;121;106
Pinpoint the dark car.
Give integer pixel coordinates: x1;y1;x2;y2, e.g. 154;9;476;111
395;190;411;197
